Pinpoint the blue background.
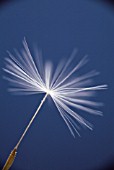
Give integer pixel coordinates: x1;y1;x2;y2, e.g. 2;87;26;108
0;0;114;170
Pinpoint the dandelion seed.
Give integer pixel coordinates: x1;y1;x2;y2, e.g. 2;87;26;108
3;38;107;136
2;38;107;170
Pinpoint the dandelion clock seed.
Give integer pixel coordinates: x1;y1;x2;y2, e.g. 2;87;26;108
2;38;107;170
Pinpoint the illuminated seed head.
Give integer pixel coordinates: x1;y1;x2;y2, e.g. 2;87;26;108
3;38;107;137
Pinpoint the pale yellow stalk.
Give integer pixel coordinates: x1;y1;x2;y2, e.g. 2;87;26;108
2;93;48;170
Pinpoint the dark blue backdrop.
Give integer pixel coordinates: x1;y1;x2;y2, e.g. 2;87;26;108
0;1;114;170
